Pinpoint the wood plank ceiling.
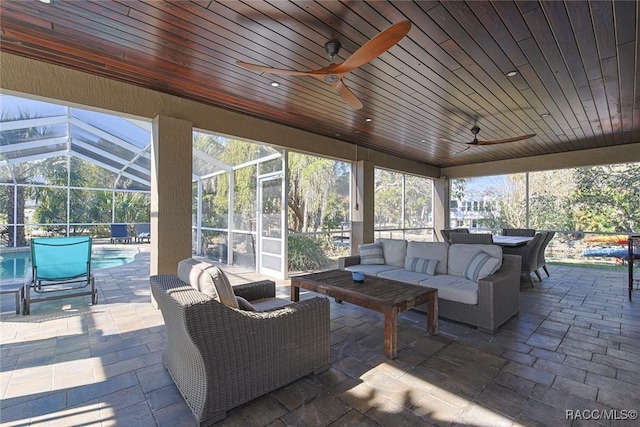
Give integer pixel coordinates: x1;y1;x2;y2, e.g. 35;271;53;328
1;0;638;168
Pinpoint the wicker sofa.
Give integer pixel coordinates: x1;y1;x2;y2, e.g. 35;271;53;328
339;238;521;333
150;259;330;426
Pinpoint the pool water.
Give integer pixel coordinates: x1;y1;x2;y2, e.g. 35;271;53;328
0;249;137;281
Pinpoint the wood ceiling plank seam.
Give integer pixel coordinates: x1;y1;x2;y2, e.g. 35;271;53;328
442;40;535;140
427;8;536;140
516;64;582;151
46;8;246;80
562;1;610;147
3;9;129;57
312;2;478;140
439;1;539;129
0;33;106;70
105;0;484;162
122;2;355;119
175;0;330;69
613;3;640;144
612;0;638;45
0;3;53;31
462;3;545;133
540;0;608;147
462;93;530;158
2;27;326;128
489;0;568;153
77;1;256;71
235;0;330;47
467;1;529;68
541;1;599;111
601;56;623;145
516;35;590;152
278;1;436;123
134;0;328;91
491;0;534;43
522;7;588;139
589;1;617;60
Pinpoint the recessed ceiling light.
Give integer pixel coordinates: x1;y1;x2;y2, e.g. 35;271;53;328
365;118;372;122
270;82;279;87
506;70;518;77
541;113;550;118
39;0;52;3
421;139;426;143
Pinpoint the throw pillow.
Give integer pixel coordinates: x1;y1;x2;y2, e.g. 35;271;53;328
236;296;256;311
359;242;385;265
177;258;239;309
464;251;501;282
405;257;438;276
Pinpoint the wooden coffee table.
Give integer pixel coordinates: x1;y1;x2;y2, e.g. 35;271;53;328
291;269;438;359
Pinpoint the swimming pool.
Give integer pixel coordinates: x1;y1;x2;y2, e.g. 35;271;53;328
0;249;137;281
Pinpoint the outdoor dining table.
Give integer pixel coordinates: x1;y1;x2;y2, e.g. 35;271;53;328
492;235;534;247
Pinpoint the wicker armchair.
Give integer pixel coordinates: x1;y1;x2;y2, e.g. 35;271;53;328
150;274;331;426
449;232;494;244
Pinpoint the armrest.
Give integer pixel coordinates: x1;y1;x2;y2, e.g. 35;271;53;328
339;255;361;270
476;254;522;332
232;280;276;301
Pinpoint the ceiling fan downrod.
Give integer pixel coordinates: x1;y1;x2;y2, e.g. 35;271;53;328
471;126;480;143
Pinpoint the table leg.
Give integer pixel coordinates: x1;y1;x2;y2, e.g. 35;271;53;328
384;308;398;359
290;281;300;302
427;293;438;335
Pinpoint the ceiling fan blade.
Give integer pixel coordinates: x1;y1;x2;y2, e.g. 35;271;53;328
332;80;363;110
453;145;472;155
332;21;411;74
475;134;536;145
439;138;464;144
236;61;322;76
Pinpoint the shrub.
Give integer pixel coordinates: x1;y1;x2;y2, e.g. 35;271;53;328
288;235;330;271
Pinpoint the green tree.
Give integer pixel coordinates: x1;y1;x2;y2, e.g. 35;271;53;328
288;153;344;232
374;169;402;228
572;164;640;232
1;110;64;245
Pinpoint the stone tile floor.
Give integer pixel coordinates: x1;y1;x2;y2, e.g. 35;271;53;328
1;246;639;426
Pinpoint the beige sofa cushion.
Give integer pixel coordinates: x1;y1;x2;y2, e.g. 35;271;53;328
420;275;478;305
406;241;449;274
177;258;239;309
447;244;502;278
376;238;407;267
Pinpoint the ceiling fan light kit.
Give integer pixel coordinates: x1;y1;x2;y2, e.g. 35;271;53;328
237;21;411;110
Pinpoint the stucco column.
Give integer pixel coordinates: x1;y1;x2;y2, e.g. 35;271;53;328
433;176;449;241
351;160;375;254
151;115;193;277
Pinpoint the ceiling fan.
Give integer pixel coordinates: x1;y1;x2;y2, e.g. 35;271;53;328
236;21;411;110
442;126;536;153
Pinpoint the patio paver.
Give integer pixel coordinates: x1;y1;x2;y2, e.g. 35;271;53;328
1;247;639;426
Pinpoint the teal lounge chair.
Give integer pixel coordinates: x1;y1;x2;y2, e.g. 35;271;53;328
23;236;97;314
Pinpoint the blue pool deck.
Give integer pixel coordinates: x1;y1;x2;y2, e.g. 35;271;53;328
1;245;640;427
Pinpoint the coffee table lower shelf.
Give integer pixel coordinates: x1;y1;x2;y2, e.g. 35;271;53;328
291;270;438;359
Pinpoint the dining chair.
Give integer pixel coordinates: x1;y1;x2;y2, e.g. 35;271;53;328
536;231;556;278
449;232;494;244
502;232;547;286
502;228;536;237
